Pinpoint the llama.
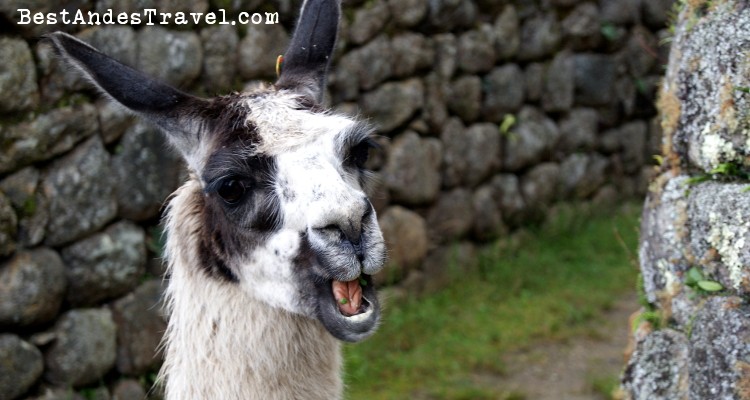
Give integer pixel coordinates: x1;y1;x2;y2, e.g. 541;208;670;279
47;0;387;398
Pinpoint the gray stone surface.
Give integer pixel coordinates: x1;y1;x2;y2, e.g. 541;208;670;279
686;181;750;295
664;4;750;172
559;153;608;199
112;380;147;400
388;0;427;27
427;0;477;32
426;188;474;243
542;51;574;113
639;173;690;304
558;108;598;153
0;249;66;328
504;106;560;171
489;173;526;228
457;23;496;74
433;33;458;79
96;99;135;145
621;329;689;400
441;121;501;188
574;53;617;106
111;280;166;375
347;35;393;91
562;2;601;50
383;131;442;205
238;23;289;80
625;26;658;78
200;25;239;92
360;79;424;133
482;64;525;122
600;0;641;25
472;184;506;241
43;136;117;247
349;0;389;45
423;73;450;130
523;63;546;103
0;104;99;174
0;192;17;258
43;308;116;387
521;162;561;214
0;167;48;247
518;12;561;61
78;26;137;67
0;334;43;400
448;76;481;123
61;221;147;307
137;27;202;87
493;5;520;60
112;121;184;221
0;37;38;113
376;206;428;284
689;296;750;399
390;33;434;78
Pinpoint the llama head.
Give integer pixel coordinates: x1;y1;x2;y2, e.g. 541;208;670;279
46;0;387;342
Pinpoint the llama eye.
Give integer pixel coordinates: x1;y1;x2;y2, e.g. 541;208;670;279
217;179;245;204
349;140;373;169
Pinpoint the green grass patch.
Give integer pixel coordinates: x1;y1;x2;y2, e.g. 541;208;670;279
344;203;641;399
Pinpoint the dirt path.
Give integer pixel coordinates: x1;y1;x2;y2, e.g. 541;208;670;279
488;292;638;399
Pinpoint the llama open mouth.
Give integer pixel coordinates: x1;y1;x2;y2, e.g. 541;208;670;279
332;276;366;316
315;272;379;342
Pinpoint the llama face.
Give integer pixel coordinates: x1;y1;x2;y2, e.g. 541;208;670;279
198;90;387;341
46;0;387;342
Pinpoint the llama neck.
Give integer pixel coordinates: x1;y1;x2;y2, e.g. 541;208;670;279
159;181;342;400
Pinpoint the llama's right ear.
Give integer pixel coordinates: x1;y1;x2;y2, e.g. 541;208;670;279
44;32;207;160
276;0;340;105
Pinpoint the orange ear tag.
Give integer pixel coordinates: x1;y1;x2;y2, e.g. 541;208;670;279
276;55;284;77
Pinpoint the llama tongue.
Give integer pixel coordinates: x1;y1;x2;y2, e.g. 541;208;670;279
332;279;362;316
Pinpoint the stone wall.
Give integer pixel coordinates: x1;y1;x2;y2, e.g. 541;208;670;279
621;1;750;399
0;0;669;398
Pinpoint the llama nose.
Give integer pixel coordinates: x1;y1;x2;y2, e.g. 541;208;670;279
314;198;372;256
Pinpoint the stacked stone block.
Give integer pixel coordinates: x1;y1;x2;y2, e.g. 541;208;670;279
622;1;750;399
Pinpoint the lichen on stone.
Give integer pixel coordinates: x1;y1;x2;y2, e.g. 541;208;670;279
707;210;749;290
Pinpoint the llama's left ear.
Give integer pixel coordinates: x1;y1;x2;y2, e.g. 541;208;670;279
44;31;208;161
276;0;340;105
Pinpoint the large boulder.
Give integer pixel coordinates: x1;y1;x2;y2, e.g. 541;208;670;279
376;206;428;284
503;107;560;171
111;280;166;375
61;221;147;307
0;334;44;399
0;37;38;113
441;120;501;188
0;104;99;175
137;27;202;87
383;131;442;205
0;249;66;328
111;121;184;221
42;136;117;247
43;309;117;387
360;79;424;133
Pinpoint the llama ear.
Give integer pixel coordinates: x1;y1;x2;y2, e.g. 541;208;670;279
44;31;207;160
276;0;340;105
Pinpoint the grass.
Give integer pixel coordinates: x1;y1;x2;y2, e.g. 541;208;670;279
344;203;641;399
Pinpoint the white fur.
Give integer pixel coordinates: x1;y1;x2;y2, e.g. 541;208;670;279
160;180;343;400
